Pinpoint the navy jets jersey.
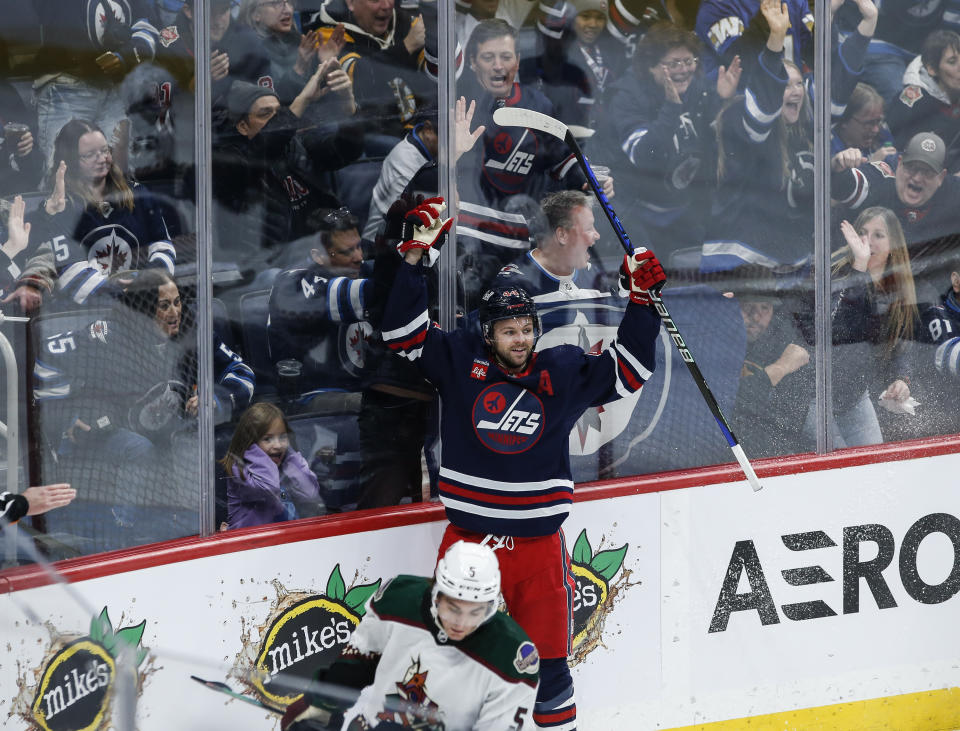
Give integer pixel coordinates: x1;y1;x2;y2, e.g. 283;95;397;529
268;262;371;391
381;261;659;537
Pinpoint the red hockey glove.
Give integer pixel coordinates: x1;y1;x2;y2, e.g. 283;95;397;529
396;197;453;266
620;248;666;306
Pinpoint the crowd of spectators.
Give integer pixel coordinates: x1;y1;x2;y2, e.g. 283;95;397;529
0;0;959;556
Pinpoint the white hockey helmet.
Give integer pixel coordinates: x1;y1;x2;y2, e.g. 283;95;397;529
431;541;502;629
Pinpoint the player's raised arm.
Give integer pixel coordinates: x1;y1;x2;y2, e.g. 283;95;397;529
381;197;454;365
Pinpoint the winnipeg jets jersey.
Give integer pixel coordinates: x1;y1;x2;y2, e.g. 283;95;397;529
494;255;644;459
331;575;538;731
381;261;659;537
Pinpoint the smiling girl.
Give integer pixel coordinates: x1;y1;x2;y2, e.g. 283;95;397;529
221;402;323;529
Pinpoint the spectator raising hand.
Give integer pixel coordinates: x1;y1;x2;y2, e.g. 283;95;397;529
455;96;485;162
1;195;31;261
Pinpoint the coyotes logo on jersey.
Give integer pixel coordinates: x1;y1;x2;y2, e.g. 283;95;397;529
374;657;445;729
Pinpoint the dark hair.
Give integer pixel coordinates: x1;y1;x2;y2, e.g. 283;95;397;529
634;22;702;78
305;206;360;250
121;268;177;321
540;190;591;238
53;119;134;211
836;82;883;126
220;402;290;476
466;18;518;64
921;29;960;72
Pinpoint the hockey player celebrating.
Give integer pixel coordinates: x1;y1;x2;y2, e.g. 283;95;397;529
379;198;664;730
281;541;538;730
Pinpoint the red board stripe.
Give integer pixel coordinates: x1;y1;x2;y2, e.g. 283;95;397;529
2;435;958;593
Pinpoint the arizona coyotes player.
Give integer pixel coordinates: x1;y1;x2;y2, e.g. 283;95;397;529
379;198;664;731
281;541;538;730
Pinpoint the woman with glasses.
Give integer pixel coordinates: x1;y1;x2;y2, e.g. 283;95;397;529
603;22;741;263
889;30;960;173
18;118;179;310
832;82;897;166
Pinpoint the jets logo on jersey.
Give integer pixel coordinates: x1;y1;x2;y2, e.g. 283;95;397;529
472;384;544;454
483;128;539;193
707;16;744;51
88;0;131;46
82;224;140;274
339;321;373;377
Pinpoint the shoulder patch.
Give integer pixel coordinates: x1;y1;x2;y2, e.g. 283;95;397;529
514;641;539;674
870;160;895;178
88;320;109;344
159;25;180;48
900;85;923;108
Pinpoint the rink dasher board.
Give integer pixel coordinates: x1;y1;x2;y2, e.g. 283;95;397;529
1;451;959;730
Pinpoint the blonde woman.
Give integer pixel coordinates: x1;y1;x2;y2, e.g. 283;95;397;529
826;206;920;445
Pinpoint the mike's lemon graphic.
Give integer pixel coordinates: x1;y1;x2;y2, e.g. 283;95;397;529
239;564;381;707
569;530;633;665
24;607;150;731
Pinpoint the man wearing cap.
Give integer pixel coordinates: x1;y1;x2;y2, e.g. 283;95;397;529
832;131;960;269
212;73;363;271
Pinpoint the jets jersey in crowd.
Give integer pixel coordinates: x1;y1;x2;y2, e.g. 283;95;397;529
918;286;960;435
695;0;813;78
381;260;659;537
701;32;868;272
267;261;371;391
21;184;177;306
34;311;254;437
32;0;159;79
319;575;538;731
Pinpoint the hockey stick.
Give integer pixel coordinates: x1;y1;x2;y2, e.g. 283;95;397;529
492;106;764;492
190;675;286;715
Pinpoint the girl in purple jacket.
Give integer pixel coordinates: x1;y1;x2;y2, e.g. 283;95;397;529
221;403;323;529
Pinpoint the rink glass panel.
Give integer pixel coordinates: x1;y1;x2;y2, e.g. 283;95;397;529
3;2;959;564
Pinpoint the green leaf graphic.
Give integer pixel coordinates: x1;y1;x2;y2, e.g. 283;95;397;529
572;529;592;565
115;620;146;651
90;607;112;645
344;579;382;616
326;564;346;600
135;647;149;667
590;544;628;583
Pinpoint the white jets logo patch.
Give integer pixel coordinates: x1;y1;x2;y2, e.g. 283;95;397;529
707;16;744;51
82;224;139;275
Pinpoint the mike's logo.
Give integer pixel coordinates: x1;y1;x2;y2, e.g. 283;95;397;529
568;530;636;665
233;564;381;707
15;606;150;731
472;384;544;454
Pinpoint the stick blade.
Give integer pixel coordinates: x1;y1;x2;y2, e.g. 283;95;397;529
493;107;569;141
